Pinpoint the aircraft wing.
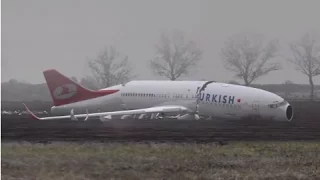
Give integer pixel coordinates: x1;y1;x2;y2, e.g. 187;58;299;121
23;103;190;121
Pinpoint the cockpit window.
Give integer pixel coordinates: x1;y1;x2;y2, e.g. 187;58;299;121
268;100;288;108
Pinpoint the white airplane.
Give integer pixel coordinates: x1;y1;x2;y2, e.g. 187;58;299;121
23;69;294;122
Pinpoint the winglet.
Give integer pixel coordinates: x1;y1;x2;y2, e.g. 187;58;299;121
22;103;41;120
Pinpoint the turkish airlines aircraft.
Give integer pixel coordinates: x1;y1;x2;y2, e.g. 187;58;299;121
24;69;294;122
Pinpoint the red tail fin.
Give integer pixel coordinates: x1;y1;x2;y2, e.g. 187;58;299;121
43;69;119;106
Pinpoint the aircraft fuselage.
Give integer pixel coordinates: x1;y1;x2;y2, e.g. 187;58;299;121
50;80;293;121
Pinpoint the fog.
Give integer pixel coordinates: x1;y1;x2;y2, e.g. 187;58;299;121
2;0;320;84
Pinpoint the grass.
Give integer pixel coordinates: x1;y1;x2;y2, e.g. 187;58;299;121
2;141;320;180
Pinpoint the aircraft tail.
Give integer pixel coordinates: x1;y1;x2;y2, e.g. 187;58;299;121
43;69;119;106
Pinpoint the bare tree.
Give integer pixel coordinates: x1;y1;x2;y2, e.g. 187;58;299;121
80;77;99;90
87;46;135;88
289;33;320;101
220;33;281;86
150;31;202;80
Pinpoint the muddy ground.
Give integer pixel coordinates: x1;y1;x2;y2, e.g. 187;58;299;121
2;100;320;143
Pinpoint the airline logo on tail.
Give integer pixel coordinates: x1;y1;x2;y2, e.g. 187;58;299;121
53;84;77;100
43;69;120;106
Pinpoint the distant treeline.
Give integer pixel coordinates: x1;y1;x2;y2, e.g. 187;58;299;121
1;81;51;102
1;79;320;102
1;101;53;111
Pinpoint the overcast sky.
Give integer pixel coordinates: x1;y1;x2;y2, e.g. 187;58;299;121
2;0;320;85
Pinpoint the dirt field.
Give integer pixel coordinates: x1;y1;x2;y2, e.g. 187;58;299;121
2;141;320;180
2;100;320;143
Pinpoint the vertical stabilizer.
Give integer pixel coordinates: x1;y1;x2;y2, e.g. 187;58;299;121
43;69;119;106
